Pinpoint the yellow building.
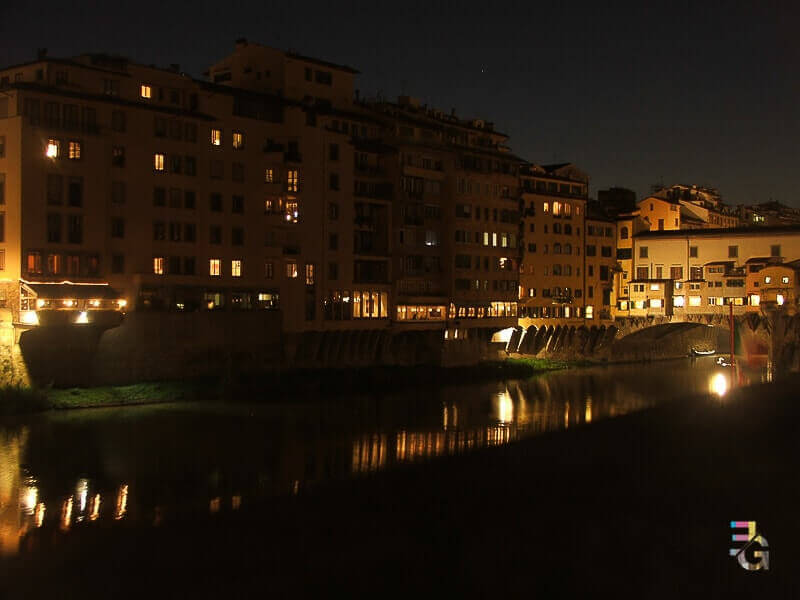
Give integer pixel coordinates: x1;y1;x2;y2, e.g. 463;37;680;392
518;163;588;326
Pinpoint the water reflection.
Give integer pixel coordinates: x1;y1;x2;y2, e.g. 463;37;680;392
0;357;771;557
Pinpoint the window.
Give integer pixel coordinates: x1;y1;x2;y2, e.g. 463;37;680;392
112;146;125;167
329;233;338;250
210;193;222;211
329;173;339;190
764;276;772;284
670;266;683;280
232;227;244;245
0;136;4;158
265;168;274;183
185;123;197;142
153;257;164;275
111;254;124;274
185;156;197;176
305;264;315;285
782;276;790;284
47;213;61;242
210;160;223;179
209;258;221;276
328;202;339;220
232;195;244;213
209;225;222;244
141;85;152;98
232;162;244;181
232;131;244;149
170;155;182;174
153;222;166;240
66;215;83;244
47;174;63;204
154;153;165;171
26;252;42;274
111;110;126;132
111;181;125;204
771;245;781;258
111;217;125;238
231;259;242;277
154;117;167;137
728;245;738;258
153;187;166;207
689;246;698;258
328;262;338;280
639;246;648;259
211;128;221;146
67;177;83;207
46;138;60;158
286;260;298;278
265;261;274;279
287;169;299;192
68;141;81;160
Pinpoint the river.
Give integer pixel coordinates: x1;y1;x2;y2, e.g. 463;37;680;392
0;356;769;557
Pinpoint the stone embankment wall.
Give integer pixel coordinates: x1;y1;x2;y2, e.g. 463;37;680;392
15;312;502;387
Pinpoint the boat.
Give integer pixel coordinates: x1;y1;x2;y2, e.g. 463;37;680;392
691;348;716;356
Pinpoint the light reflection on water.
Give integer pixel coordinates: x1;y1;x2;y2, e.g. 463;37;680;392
0;357;768;556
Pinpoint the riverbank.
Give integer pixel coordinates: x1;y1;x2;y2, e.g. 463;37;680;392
0;356;581;414
3;371;797;597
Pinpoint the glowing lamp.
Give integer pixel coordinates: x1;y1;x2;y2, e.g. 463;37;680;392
89;299;101;308
63;299;74;307
76;311;89;324
117;299;128;308
20;310;39;325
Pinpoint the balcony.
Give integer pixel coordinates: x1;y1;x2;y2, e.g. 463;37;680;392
355;164;386;177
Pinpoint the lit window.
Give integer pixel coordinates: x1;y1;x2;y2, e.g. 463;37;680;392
140;85;152;99
209;258;221;276
68;141;81;160
265;168;274;183
619;300;628;311
153;257;164;275
46;138;60;158
286;261;298;278
765;276;772;284
542;202;549;213
231;259;242;277
650;298;662;308
650;283;660;291
750;294;760;306
305;263;314;285
154;153;165;171
232;131;244;149
285;199;299;223
211;128;221;146
553;201;561;216
673;296;685;307
782;276;789;284
585;305;593;319
287;169;299;192
689;295;702;307
777;294;785;306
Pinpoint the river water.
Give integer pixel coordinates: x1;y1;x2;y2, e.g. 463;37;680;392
0;356;769;557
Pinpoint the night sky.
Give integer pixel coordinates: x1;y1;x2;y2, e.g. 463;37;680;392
2;1;799;206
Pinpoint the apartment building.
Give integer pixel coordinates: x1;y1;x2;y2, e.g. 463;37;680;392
0;40;527;337
619;225;800;318
584;205;617;321
639;184;740;232
518;163;589;326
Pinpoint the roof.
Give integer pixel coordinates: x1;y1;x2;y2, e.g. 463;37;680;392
704;261;735;267
26;282;121;300
634;224;800;240
284;50;359;74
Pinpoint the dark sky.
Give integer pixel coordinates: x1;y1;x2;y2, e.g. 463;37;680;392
2;1;799;206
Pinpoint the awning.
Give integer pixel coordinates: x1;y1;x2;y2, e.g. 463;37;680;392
26;282;121;300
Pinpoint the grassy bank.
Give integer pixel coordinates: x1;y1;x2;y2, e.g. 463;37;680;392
0;357;581;415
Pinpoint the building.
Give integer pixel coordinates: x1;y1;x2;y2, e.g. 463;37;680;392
639;184;740;232
518;163;589;326
738;201;800;227
584;203;617;321
618;225;800;318
0;41;528;340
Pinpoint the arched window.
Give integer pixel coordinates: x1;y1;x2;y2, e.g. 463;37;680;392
564;243;572;254
621;226;629;240
553;243;562;254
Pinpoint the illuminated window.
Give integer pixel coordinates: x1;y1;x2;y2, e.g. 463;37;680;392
750;294;760;306
305;263;314;285
543;202;549;213
265;168;274;183
650;298;662;308
232;131;244;149
688;295;702;307
765;276;772;284
68;141;81;160
650;283;660;291
140;85;152;99
153;257;164;275
211;128;221;146
585;305;593;319
265;261;274;279
777;294;785;306
286;260;298;278
285;199;299;223
553;201;562;216
619;300;628;311
782;276;790;284
231;259;242;277
46;138;60;158
209;259;221;276
673;295;685;307
154;153;165;171
287;169;299;192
